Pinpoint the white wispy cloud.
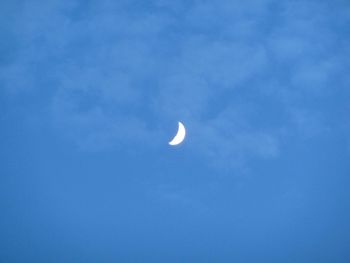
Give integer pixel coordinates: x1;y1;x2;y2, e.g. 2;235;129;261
1;0;349;169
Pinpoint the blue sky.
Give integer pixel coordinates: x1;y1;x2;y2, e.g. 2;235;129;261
1;0;350;262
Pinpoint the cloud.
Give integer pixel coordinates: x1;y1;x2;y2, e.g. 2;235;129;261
185;104;280;170
1;0;349;169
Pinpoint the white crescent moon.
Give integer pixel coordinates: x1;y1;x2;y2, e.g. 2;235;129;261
168;121;186;146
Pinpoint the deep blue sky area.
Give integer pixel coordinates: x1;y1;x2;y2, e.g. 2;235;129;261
1;0;350;262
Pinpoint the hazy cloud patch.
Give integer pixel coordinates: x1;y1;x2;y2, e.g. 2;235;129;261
2;0;349;169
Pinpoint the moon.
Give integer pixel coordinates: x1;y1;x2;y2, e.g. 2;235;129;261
168;121;186;146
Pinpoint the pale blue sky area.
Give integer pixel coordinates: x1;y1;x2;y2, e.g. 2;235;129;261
1;0;350;262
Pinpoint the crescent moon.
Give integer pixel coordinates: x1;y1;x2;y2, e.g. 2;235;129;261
168;121;186;146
